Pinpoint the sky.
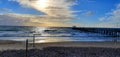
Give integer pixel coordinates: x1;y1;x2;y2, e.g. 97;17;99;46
0;0;120;27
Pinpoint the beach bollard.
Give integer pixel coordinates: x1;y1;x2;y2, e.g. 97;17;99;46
26;39;28;57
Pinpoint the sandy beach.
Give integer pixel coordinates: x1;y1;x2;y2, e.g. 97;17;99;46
0;40;120;57
0;40;119;50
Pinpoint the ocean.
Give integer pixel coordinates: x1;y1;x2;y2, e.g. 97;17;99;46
0;26;119;43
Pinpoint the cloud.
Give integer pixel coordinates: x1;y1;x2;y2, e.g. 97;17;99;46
10;0;76;19
99;17;106;21
83;11;95;16
0;8;13;14
86;0;96;2
117;3;120;8
6;0;78;27
99;3;120;21
98;3;120;27
0;13;73;27
0;14;24;26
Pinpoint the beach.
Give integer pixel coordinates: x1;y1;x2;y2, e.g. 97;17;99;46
0;40;120;57
0;40;119;50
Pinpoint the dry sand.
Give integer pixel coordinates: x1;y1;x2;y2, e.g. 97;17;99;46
0;40;120;50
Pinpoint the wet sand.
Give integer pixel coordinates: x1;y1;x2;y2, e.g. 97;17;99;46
0;40;119;50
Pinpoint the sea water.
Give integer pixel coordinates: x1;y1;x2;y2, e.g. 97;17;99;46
0;26;119;43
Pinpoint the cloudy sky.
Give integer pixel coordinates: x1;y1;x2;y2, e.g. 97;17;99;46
0;0;120;27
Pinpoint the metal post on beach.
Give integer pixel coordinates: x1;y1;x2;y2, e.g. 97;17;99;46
33;34;35;48
32;30;36;49
33;33;42;48
26;39;28;57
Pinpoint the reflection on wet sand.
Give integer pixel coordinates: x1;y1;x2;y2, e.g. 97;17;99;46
31;37;72;43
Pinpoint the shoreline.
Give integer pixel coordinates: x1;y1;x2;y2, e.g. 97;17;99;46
0;40;119;50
